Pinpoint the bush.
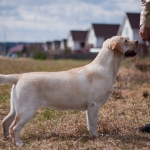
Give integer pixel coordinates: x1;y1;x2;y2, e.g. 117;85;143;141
33;52;46;60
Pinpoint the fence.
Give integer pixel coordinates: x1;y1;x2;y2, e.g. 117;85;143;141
48;53;98;60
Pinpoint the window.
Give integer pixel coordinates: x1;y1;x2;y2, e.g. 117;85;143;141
80;42;85;48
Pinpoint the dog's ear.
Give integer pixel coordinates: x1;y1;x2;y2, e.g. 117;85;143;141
110;40;123;55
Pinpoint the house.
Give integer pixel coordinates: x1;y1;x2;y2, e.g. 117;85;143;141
44;40;62;57
8;44;27;57
118;12;143;43
43;41;52;51
51;40;61;52
24;43;45;57
86;23;120;50
8;44;24;54
60;39;67;51
117;12;148;57
67;30;88;52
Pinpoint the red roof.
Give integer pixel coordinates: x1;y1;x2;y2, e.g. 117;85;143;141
70;30;88;42
126;13;140;29
92;24;120;37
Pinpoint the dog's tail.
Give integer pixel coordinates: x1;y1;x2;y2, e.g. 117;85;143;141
0;74;20;85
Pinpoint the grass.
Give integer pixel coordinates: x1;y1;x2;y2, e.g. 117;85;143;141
0;57;150;149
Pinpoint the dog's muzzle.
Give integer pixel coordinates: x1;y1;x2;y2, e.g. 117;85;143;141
124;51;137;57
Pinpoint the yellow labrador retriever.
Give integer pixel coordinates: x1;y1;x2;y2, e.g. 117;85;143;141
0;36;138;146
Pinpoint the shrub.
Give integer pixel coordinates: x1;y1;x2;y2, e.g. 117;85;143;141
33;52;46;60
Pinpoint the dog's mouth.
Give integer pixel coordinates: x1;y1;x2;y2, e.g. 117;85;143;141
124;50;137;57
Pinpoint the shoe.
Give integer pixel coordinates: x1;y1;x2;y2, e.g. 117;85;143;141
139;124;150;133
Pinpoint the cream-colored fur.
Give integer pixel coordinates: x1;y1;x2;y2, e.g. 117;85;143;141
1;36;138;146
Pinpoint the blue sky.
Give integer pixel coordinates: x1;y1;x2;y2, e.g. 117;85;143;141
0;0;141;42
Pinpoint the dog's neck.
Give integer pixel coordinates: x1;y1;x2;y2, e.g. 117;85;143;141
92;48;123;82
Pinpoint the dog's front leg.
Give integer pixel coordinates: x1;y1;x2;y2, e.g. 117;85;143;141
86;102;99;137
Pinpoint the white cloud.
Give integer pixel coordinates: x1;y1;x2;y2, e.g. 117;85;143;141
0;0;141;42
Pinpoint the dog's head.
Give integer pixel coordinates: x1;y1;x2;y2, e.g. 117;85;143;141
103;36;138;57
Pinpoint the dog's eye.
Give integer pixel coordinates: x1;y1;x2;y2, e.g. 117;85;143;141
125;39;128;42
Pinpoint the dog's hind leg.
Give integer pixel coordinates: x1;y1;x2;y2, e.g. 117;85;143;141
86;102;99;137
2;85;16;138
9;91;40;146
9;106;37;146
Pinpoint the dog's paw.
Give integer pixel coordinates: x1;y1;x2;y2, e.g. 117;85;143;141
16;142;24;147
15;140;24;147
89;130;98;137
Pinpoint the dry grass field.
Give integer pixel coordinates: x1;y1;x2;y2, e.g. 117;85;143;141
0;57;150;149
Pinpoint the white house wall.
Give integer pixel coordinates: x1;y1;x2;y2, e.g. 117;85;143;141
60;41;64;50
67;35;82;51
87;26;97;47
67;35;74;50
121;17;133;40
74;42;81;50
51;43;55;51
97;37;104;48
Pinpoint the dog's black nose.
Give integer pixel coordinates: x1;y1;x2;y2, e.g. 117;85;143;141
135;40;138;44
